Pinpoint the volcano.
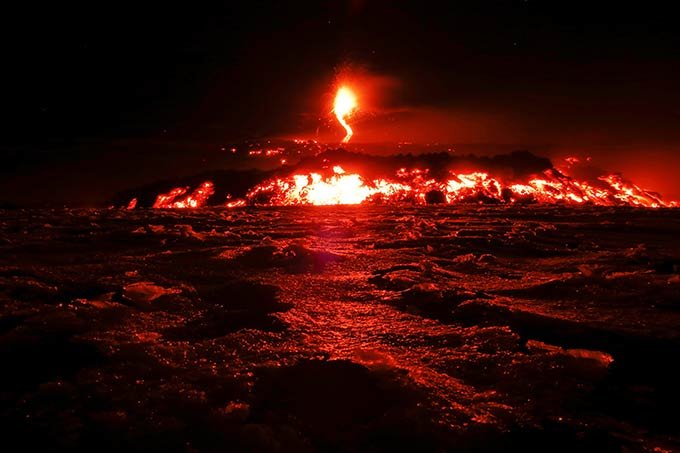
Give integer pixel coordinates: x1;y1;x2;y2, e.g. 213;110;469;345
4;2;680;450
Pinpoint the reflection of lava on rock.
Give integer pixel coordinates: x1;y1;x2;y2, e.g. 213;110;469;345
3;205;679;451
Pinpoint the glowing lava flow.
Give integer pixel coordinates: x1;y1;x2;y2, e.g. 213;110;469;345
240;166;678;208
152;181;215;208
147;166;677;208
333;86;358;143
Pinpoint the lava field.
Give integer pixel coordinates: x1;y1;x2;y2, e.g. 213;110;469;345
1;206;679;451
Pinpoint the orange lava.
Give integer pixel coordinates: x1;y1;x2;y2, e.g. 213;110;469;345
152;181;215;209
333;87;358;143
240;166;677;208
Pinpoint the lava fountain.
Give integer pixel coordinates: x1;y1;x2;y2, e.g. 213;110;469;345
333;86;358;143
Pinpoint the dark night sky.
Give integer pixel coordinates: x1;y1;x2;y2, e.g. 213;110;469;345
2;1;680;203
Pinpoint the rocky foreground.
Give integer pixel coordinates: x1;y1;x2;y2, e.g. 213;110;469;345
1;206;679;451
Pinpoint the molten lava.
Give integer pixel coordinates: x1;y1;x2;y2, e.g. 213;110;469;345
152;181;215;209
333;86;358;143
146;161;676;209
240;165;677;208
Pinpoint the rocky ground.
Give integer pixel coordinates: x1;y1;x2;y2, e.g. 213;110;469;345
1;206;679;451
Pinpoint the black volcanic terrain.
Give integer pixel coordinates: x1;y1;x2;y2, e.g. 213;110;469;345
1;205;679;451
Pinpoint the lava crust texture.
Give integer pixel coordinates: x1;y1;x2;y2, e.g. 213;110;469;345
1;206;679;451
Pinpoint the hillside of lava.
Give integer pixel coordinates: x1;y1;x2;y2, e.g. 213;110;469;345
112;149;677;210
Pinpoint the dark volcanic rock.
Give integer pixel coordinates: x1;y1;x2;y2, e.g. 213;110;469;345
0;206;678;452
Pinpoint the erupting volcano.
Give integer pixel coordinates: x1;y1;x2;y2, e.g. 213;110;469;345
132;79;676;211
5;3;680;449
